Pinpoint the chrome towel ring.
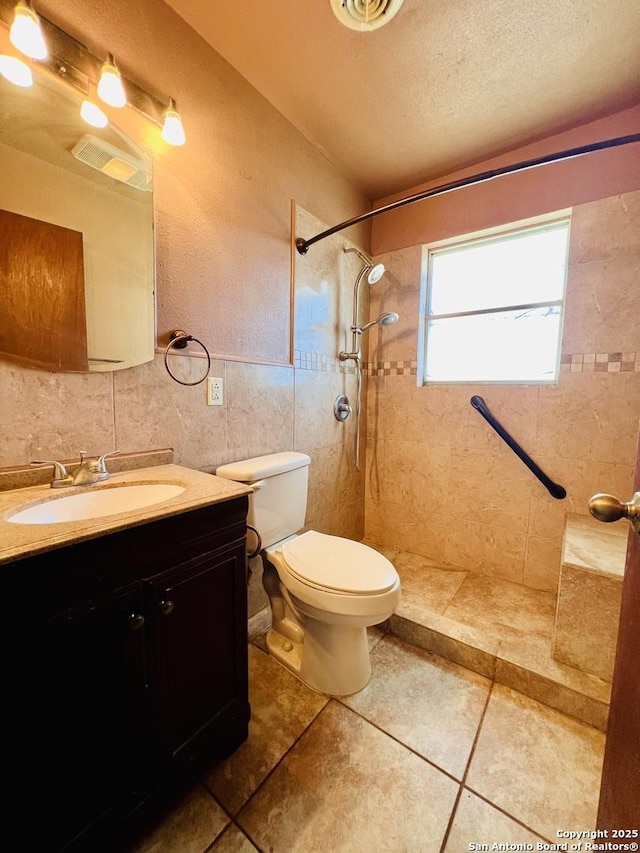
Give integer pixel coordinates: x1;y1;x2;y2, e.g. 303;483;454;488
164;330;211;386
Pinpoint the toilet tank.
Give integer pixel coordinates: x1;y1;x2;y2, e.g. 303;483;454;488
215;452;311;548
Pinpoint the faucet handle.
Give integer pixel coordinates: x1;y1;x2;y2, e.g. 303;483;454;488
31;459;74;488
96;450;120;473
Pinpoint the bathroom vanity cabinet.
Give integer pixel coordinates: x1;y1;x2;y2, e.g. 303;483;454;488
2;495;250;852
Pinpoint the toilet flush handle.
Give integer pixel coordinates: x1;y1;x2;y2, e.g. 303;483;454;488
251;480;267;491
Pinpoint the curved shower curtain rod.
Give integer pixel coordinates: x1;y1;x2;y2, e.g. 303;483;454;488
295;133;640;255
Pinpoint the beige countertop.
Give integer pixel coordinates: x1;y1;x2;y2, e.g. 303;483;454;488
0;464;251;565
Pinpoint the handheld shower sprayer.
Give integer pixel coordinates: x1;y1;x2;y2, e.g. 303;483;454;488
357;311;400;334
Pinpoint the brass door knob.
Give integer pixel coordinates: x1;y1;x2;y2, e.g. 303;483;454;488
588;492;640;533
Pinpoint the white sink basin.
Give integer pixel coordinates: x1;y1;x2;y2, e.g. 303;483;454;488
8;483;186;525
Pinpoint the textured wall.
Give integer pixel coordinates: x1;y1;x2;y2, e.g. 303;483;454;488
364;190;640;592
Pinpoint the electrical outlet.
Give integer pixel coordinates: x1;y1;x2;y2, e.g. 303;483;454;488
207;377;223;406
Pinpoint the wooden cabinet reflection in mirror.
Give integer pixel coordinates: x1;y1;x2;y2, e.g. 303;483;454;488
0;208;88;371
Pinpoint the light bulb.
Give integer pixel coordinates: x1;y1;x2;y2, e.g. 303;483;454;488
0;54;34;87
80;99;108;128
161;98;186;146
97;54;126;107
9;0;47;60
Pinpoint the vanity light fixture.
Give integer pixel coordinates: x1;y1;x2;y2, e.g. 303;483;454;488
80;99;108;128
161;98;186;146
9;0;46;59
96;53;126;107
0;53;32;85
0;0;188;144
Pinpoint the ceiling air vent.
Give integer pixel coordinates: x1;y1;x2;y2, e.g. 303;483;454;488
330;0;404;31
71;134;151;191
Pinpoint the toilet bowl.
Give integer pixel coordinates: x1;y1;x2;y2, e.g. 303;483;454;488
215;452;401;696
263;530;400;695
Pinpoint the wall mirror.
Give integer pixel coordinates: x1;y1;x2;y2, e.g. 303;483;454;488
0;61;155;372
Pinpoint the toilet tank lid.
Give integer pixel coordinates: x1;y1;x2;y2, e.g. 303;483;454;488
216;451;311;483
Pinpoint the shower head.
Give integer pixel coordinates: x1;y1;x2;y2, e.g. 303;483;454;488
358;311;399;333
377;311;399;326
367;263;385;284
344;247;386;284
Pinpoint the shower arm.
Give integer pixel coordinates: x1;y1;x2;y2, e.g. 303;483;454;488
295;134;640;255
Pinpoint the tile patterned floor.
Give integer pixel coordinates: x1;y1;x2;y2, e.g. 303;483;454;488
130;629;606;852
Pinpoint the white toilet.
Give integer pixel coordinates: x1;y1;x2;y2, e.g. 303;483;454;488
215;451;400;696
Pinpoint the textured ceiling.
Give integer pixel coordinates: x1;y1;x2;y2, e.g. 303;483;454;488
165;0;640;199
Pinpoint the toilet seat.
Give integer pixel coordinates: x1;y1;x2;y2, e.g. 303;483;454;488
281;530;397;595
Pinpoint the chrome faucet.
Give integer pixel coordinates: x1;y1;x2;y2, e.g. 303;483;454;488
32;450;120;488
72;450;121;485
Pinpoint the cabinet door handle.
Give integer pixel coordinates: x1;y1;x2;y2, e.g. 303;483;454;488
129;613;146;631
159;599;175;616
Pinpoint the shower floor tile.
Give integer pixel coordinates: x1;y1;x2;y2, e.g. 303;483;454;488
390;549;468;617
442;571;556;643
382;547;611;729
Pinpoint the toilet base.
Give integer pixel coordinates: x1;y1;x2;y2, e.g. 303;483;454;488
266;620;372;697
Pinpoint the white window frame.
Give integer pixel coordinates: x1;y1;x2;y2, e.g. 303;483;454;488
417;210;572;386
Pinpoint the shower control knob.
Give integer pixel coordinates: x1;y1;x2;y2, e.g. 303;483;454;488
333;394;352;422
588;492;640;533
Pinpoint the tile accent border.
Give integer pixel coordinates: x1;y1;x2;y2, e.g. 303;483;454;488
362;354;639;377
296;352;639;377
366;360;418;376
561;352;639;373
294;349;359;374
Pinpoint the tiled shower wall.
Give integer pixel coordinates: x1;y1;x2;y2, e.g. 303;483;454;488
364;190;640;592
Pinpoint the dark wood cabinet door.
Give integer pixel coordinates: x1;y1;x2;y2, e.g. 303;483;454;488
146;540;250;769
7;585;148;850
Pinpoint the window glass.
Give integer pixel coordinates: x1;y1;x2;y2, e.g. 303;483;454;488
422;217;570;384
